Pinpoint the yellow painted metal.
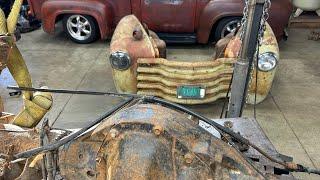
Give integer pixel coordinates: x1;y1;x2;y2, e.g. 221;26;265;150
136;24;279;105
0;0;52;127
225;23;279;104
111;15;279;105
137;58;234;104
110;15;156;94
247;23;279;104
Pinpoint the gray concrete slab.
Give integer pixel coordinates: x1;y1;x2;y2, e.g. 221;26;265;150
0;27;319;179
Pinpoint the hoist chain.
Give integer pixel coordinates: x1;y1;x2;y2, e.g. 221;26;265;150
245;0;272;103
258;0;271;46
239;0;249;41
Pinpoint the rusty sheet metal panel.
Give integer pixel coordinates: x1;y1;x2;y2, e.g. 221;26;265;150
137;58;236;104
140;0;196;33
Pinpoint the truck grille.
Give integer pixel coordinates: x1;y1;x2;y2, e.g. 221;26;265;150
137;58;235;104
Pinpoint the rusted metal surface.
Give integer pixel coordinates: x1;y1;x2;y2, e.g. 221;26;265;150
29;0;291;43
0;124;40;179
140;0;197;33
137;58;235;104
0;112;15;124
110;15;157;94
59;104;263;179
54;103;296;179
111;15;279;104
39;0;118;38
0;102;298;179
225;23;280;104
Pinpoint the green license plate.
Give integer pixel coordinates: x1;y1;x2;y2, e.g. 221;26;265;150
177;86;206;99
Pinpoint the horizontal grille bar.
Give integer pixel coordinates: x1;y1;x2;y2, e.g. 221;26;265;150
137;58;234;104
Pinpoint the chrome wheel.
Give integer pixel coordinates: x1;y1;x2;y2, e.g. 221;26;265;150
220;20;241;38
66;15;92;41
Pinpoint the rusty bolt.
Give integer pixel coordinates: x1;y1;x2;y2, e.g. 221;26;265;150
133;26;143;40
184;153;194;164
153;125;163;136
109;129;119;138
224;121;233;129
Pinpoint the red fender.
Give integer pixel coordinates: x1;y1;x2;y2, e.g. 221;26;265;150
197;0;243;44
41;0;114;39
196;0;292;43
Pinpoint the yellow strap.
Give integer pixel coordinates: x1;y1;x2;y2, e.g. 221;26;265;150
7;44;33;100
7;0;23;33
0;9;7;34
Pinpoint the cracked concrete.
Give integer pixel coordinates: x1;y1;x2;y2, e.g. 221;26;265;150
0;27;319;179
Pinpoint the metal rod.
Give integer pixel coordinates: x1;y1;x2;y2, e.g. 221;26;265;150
7;86;141;98
227;0;265;118
40;119;48;179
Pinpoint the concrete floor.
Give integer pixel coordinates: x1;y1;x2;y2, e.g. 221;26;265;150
0;27;319;179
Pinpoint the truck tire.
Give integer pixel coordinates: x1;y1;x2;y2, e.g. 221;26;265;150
214;17;241;41
63;14;99;44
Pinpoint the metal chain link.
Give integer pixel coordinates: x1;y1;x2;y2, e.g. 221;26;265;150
258;0;271;45
240;0;249;41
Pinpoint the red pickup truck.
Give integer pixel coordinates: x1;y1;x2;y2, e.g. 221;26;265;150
27;0;292;44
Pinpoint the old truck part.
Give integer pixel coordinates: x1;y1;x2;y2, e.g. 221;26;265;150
0;0;52;127
109;14;279;105
26;0;292;43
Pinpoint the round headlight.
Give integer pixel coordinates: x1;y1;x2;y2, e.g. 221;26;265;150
109;51;131;71
258;52;278;72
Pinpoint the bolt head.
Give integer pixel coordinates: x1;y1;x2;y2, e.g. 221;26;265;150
184;153;194;164
109;129;119;138
153;125;163;136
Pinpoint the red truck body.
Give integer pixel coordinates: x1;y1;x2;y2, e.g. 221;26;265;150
27;0;292;43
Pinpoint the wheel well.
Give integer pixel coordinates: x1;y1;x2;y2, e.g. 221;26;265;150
208;16;242;42
55;14;64;23
56;13;101;38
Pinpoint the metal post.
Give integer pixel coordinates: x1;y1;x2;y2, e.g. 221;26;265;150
227;0;265;118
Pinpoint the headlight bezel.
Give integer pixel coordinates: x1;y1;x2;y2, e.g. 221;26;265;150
257;52;278;72
109;51;132;71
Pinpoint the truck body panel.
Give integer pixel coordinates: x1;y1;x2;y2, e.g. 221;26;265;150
27;0;292;43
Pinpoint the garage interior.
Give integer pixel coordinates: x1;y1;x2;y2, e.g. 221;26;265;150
1;25;319;180
1;0;320;179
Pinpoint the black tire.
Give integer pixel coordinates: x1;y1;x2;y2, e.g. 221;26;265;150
213;17;242;41
63;14;99;44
